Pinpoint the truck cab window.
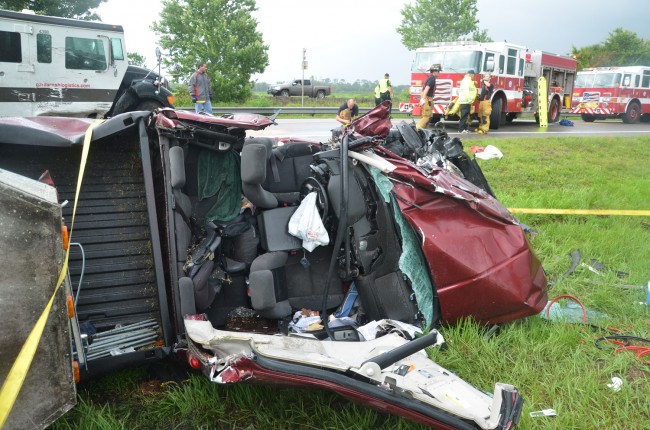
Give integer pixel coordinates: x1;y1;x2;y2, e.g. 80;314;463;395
506;48;518;75
65;36;107;70
0;30;21;63
622;74;631;87
110;38;124;61
642;71;650;88
37;33;52;63
483;52;495;72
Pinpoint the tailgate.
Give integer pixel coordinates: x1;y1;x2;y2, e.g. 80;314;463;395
0;168;76;429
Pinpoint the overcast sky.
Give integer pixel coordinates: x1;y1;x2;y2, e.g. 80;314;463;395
96;0;650;85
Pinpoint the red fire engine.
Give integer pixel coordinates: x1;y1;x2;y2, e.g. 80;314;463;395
399;41;577;129
570;66;650;123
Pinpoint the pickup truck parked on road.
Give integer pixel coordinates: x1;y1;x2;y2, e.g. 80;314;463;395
267;79;331;98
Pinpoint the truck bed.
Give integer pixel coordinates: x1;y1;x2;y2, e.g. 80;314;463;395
0;139;164;333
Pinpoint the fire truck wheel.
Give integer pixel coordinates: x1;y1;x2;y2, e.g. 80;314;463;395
489;98;502;130
548;99;561;123
622;102;641;124
581;114;596;122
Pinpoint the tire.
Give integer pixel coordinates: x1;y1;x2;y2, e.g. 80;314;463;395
548;98;561;123
135;100;163;112
581;114;596;122
111;91;137;116
622;101;641;124
316;90;325;99
489;98;502;130
505;113;516;123
280;90;290;98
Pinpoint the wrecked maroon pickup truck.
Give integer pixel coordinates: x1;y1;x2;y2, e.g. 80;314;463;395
0;102;546;429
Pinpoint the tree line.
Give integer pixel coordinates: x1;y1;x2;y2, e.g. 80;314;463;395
2;0;649;102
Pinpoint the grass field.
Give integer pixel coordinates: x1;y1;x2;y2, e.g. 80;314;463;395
51;135;650;430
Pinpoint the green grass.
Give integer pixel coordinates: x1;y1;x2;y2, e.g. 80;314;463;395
174;91;399;109
51;136;650;430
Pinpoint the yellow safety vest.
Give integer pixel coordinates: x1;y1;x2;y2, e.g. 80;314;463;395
458;75;477;104
379;79;391;93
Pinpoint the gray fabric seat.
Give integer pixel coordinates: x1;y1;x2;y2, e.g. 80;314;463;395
249;246;344;319
170;145;199;315
241;138;321;252
241;138;322;207
169;146;193;274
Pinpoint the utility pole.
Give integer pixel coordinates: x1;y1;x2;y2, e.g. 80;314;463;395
301;48;307;108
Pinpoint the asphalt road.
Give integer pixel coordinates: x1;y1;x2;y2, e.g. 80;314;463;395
248;118;650;142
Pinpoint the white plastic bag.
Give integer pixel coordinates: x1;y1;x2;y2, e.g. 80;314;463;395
474;144;503;160
288;192;329;252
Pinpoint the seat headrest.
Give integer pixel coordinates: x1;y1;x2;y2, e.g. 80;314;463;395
169;146;186;189
241;143;268;185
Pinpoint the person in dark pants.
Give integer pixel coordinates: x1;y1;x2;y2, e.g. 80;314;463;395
378;73;393;103
374;85;382;106
416;64;441;130
458;69;477;133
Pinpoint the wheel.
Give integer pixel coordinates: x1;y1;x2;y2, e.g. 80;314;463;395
505;113;517;123
581;114;596;122
135;100;163;112
548;98;561;123
280;90;290;97
489;98;502;129
622;101;641;124
316;90;325;99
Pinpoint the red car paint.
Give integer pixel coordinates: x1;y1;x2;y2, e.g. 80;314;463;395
219;356;460;430
157;108;277;130
378;148;548;324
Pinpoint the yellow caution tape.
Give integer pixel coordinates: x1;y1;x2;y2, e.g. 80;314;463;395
0;119;104;428
508;208;650;217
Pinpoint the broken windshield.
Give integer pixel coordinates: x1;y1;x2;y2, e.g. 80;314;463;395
413;50;482;74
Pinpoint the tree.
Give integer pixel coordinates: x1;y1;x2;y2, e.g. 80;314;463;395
572;28;650;69
127;52;147;68
0;0;106;20
397;0;490;50
152;0;269;103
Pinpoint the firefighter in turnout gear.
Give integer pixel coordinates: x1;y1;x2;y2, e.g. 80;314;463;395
477;74;494;134
417;64;441;130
